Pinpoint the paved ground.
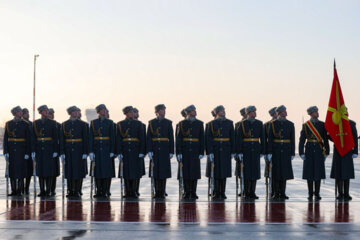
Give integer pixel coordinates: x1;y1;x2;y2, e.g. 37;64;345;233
0;155;359;239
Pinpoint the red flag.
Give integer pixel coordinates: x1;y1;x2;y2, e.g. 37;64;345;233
325;61;354;156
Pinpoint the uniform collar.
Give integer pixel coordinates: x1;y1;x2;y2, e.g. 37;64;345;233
187;117;196;122
13;117;22;122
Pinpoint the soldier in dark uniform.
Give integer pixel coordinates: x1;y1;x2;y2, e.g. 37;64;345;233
105;109;116;196
176;105;205;199
21;108;34;195
116;106;145;198
299;106;330;201
264;107;277;198
133;107;146;196
76;107;89;195
206;105;235;200
59;106;88;198
32;105;59;197
146;104;174;199
3;106;32;196
48;108;61;196
267;105;295;200
89;104;116;198
205;110;216;196
234;107;247;196
330;110;358;201
236;106;265;199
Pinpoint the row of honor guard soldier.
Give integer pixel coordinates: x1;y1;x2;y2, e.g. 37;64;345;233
3;104;359;201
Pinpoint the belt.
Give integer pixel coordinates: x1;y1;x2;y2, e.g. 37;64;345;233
37;137;53;141
183;138;199;142
243;138;259;142
213;138;230;142
274;139;291;143
307;139;318;143
152;138;169;141
123;138;140;142
94;137;110;140
65;139;83;143
8;138;26;142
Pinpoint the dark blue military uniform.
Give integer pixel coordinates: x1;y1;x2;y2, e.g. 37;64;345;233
176;118;205;198
146;117;174;198
267;118;295;199
33;118;59;196
116;118;145;197
51;121;61;196
60;119;89;197
89;117;115;197
299;120;330;199
206;118;235;199
330;120;358;200
23;119;34;194
236;119;265;198
3;119;32;195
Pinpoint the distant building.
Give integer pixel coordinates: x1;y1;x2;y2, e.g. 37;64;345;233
85;109;97;123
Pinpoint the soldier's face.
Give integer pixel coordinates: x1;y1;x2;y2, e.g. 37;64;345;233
248;111;256;118
22;112;29;119
48;113;54;120
157;109;166;117
99;109;106;116
272;113;278;119
15;111;23;118
217;110;225;118
188;110;197;118
279;110;287;118
70;111;77;118
133;112;139;119
310;110;319;119
41;110;49;118
126;110;134;119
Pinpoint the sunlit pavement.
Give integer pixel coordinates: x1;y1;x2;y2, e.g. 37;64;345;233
0;156;359;239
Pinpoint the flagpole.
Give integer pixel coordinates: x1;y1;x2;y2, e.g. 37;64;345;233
33;54;39;121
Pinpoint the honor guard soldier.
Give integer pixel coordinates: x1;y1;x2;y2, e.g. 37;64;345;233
146;104;174;199
330;109;358;201
76;107;89;195
267;105;295;200
116;106;146;198
234;107;248;196
299;106;330;201
264;107;277;198
133;107;146;196
32;105;59;197
89;104;116;198
48;108;61;196
236;106;265;199
59;106;89;198
21;108;34;195
206;105;235;200
176;105;205;199
205;110;216;195
106;109;116;196
3;106;32;196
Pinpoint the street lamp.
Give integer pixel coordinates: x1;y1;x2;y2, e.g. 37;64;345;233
33;54;39;121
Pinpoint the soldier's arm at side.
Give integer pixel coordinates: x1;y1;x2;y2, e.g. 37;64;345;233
88;121;94;154
352;121;358;155
230;121;235;155
322;123;330;155
260;122;265;155
199;122;205;156
175;123;181;155
146;122;153;154
298;124;306;156
168;121;175;154
290;123;295;156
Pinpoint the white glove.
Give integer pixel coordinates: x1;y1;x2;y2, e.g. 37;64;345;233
260;154;264;159
148;152;153;160
110;153;115;158
117;154;123;160
267;154;272;161
291;155;295;160
89;152;95;161
208;153;214;163
5;153;9;161
199;155;204;160
24;154;29;160
139;154;145;158
176;154;182;162
300;154;305;161
352;154;358;159
238;153;243;161
31;152;36;161
60;154;65;163
82;154;87;159
53;152;58;158
231;154;236;159
169;154;174;159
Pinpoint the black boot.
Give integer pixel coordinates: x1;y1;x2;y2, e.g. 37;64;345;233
135;179;140;196
51;177;57;196
108;178;112;196
192;180;198;199
271;180;279;200
251;181;258;199
94;178;102;198
336;180;344;200
66;180;72;198
280;181;288;199
74;180;81;198
24;177;31;195
16;179;24;196
212;179;221;200
124;179;130;198
38;178;45;197
314;180;321;200
45;177;53;197
154;180;160;198
9;178;17;196
343;180;352;201
183;180;190;199
161;179;166;199
307;180;314;201
79;179;83;195
220;179;227;199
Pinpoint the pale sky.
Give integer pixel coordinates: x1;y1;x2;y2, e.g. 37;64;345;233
1;0;360;141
